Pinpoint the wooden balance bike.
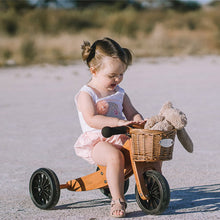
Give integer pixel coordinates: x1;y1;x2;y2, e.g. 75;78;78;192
29;125;176;215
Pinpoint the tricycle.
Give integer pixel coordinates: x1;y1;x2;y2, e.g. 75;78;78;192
29;125;176;215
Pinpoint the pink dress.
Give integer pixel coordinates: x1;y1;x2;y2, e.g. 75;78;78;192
74;85;129;164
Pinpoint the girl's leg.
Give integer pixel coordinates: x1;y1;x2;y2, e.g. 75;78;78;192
92;141;125;216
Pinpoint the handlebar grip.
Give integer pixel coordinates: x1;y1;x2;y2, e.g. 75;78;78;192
101;126;128;138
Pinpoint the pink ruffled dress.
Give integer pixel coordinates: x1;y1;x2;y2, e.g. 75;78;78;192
74;85;129;164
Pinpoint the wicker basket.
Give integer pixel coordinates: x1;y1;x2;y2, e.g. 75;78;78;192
130;129;176;162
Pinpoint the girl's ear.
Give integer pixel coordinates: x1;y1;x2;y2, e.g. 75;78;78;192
90;66;96;75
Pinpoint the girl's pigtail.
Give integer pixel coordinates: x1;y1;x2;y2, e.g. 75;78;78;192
81;41;91;61
123;48;132;65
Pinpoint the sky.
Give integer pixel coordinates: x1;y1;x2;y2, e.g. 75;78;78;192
29;0;214;3
28;0;215;6
182;0;213;4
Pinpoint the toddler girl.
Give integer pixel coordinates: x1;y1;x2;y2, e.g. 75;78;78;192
74;37;145;218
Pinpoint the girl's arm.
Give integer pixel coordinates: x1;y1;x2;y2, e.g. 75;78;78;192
77;91;131;129
122;93;144;122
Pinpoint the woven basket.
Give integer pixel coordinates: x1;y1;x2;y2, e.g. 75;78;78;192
130;129;176;162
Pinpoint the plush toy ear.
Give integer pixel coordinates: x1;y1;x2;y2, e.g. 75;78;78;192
159;101;173;115
160;102;187;130
166;101;173;108
177;128;193;153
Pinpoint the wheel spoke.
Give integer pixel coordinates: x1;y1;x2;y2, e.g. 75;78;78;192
42;190;49;203
40;174;44;184
42;174;47;186
41;196;46;204
33;178;39;187
146;175;159;207
151;192;160;200
152;198;159;208
149;199;154;210
155;196;160;204
151;185;159;193
42;191;50;201
44;190;50;198
33;182;39;190
150;179;156;190
43;178;50;188
36;174;42;184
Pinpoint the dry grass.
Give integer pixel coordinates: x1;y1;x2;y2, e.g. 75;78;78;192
0;6;220;66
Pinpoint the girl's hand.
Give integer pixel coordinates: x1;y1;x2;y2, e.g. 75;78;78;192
130;119;147;128
117;119;147;128
117;120;134;126
118;120;132;126
134;119;147;125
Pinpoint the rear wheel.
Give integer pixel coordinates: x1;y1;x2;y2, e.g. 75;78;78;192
135;170;170;215
96;167;129;198
100;178;130;198
29;168;60;209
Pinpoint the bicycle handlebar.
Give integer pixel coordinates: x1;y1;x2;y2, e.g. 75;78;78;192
101;126;129;138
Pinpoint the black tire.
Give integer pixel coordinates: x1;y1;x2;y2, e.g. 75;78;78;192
100;178;130;198
96;167;129;198
135;170;170;215
29;168;60;210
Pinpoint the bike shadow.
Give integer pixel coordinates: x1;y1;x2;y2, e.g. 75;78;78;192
125;183;220;217
166;183;220;215
54;183;220;217
54;197;110;210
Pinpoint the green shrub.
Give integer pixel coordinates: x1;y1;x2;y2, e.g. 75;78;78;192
0;0;33;12
108;9;139;38
210;12;220;31
187;12;202;30
145;23;155;34
3;49;12;59
170;0;201;12
187;18;197;30
140;10;166;34
215;30;220;50
56;13;97;32
33;10;49;33
110;17;137;37
0;10;18;35
21;9;102;34
20;38;37;63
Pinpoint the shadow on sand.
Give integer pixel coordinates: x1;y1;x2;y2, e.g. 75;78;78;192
54;197;110;210
167;183;220;215
54;183;220;217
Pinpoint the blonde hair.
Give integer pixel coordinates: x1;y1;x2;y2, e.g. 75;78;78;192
81;37;132;69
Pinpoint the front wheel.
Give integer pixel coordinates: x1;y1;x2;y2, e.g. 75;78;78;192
135;170;170;215
29;168;60;209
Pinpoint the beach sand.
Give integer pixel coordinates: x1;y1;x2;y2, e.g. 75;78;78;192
0;56;219;219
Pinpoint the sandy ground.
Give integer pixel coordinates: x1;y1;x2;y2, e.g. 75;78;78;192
0;56;220;220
